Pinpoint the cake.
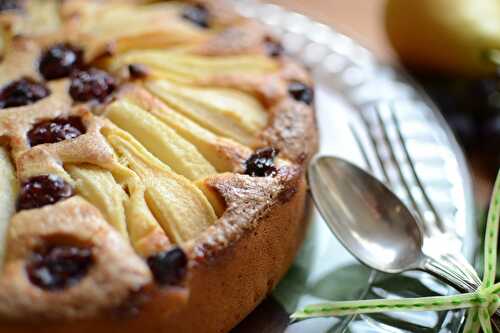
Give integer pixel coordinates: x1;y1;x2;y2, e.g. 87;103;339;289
0;1;318;332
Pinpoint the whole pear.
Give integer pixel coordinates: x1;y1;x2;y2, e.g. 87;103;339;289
385;0;500;77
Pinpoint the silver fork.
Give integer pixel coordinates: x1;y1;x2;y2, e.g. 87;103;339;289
349;101;500;329
352;101;481;288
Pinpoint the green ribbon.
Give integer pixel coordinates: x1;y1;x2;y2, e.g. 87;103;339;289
292;171;500;333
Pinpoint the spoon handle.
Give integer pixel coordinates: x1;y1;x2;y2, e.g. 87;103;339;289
421;256;500;331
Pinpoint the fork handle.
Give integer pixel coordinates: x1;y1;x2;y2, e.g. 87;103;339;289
421;256;480;294
420;256;500;332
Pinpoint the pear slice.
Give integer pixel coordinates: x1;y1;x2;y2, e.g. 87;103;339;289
147;79;268;134
66;164;129;240
0;40;40;87
20;0;61;37
103;126;217;243
108;162;171;257
119;89;251;172
110;50;278;83
195;179;225;218
0;147;17;269
105;99;216;181
72;2;208;59
146;79;268;145
0;28;6;58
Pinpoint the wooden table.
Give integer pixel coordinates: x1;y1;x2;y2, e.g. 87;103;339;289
268;0;494;206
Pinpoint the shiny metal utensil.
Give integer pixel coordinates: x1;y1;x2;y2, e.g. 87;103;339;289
308;156;500;326
351;101;484;289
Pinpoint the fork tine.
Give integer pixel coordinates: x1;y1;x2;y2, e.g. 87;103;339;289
357;110;392;186
371;103;430;234
349;123;375;174
389;102;446;233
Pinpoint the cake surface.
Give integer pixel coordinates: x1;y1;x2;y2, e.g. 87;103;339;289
0;1;318;332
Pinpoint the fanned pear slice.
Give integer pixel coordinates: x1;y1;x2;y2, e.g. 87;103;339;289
0;40;40;87
106;99;216;181
147;80;268;134
0;27;7;58
120;89;250;172
107;163;171;257
18;0;61;37
66;164;129;240
110;50;278;83
68;1;208;59
146;79;268;145
0;147;16;269
195;179;225;218
103;126;217;243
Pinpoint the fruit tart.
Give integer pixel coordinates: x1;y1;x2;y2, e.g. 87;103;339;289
0;1;318;332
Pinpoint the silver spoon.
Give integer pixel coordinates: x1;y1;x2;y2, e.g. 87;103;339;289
308;155;500;327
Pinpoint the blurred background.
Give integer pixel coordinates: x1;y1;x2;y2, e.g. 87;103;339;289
269;0;499;207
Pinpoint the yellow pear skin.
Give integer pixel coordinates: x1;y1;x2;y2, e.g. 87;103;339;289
386;0;500;77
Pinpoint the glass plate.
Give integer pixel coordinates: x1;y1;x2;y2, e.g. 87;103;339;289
230;1;476;332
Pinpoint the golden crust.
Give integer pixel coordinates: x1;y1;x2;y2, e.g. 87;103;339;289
261;98;318;163
0;196;151;321
0;0;318;332
195;20;269;56
0;81;116;181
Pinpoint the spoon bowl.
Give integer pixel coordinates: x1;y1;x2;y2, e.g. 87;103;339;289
308;155;425;273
